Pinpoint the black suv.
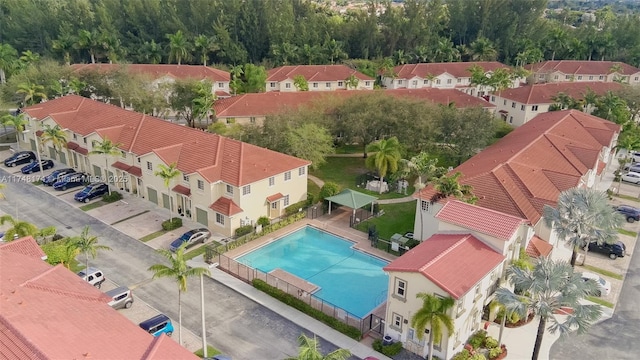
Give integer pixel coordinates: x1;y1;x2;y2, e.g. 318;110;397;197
614;205;640;223
588;241;626;259
4;151;36;167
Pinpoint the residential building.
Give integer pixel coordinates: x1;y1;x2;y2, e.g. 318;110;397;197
265;65;374;92
525;60;640;85
490;82;624;126
214;88;495;125
71;63;232;98
381;62;523;97
0;236;198;360
21;95;310;237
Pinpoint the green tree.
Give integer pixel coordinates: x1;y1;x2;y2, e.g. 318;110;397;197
0;215;39;241
293;75;309;91
52;32;75;66
192;81;215;127
148;243;211;346
1;113;28;150
546;27;569;61
435;106;497;164
495;257;602;360
229;65;244;96
432;172;476;203
140;40;163;64
154;163;181;221
194;34;217;66
344;74;359;90
285;123;334;170
411;293;455;360
39;124;68;161
0;43;18;84
285;334;350;360
319;182;341;201
543;188;622;267
365;137;402;194
75;29;100;64
593;91;631;128
19;50;40;68
468;37;498;61
166;30;191;65
170;79;206;127
16;82;47;105
66;225;111;272
89;138;123;195
325;38;348;65
241;64;267;93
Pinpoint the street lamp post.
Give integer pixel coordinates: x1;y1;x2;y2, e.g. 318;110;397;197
22;129;44;179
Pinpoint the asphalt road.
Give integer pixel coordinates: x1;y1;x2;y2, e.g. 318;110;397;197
0;167;350;360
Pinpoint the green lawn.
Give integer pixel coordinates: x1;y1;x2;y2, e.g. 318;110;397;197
618;228;637;237
613;193;640;203
80;201;108;211
355;201;416;240
333;144;365;154
586;296;614;308
308;179;321;202
194;345;220;358
580;264;624;280
139;229;167;242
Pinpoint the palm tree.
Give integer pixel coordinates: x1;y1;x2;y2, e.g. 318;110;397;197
230;65;244;96
166;30;191;65
495;257;602;360
194;35;218;66
468;37;498;61
546;27;568;61
89;138;123;195
16;82;47;105
325;39;347;65
543;187;621;267
365;137;402;194
432;172;477;204
75;29;100;64
39;124;68;161
0;214;39;241
1;113;28;149
66;225;111;272
411;293;455;360
285;334;351;360
148;243;211;346
154;162;181;221
52;33;75;65
19;50;40;68
140;40;163;64
0;43;18;84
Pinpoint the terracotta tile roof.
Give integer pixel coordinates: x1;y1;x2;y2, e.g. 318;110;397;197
112;161;142;177
172;184;191;196
0;238;197;360
210;197;243;216
494;82;624;104
525;60;640;76
393;61;512;79
71;63;230;82
0;236;47;260
416;110;620;224
526;235;553;258
23;95;310;186
267;65;373;82
267;193;284;202
435;200;527;240
383;233;504;299
597;161;606;175
214;88;493;118
66;141;88;155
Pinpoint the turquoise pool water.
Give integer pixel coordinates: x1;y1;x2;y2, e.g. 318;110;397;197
236;226;388;318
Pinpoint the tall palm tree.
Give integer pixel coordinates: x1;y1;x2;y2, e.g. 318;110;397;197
140;40;163;64
16;82;47;105
0;214;39;241
166;30;191;65
495;257;602;360
89;138;123;195
194;35;218;66
154;162;181;221
1;113;28;149
75;29;100;64
365;137;402;194
229;64;244;96
546;27;568;61
148;243;210;346
432;172;476;204
543;187;621;266
39;124;68;161
52;33;75;65
285;334;350;360
468;37;498;61
19;50;40;68
0;43;18;84
411;293;455;360
66;225;111;272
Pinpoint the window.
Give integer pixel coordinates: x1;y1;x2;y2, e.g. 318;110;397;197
435;79;441;84
325;82;331;88
635;77;639;81
503;100;507;105
73;133;77;140
423;79;428;84
365;81;371;86
565;75;571;80
271;202;277;209
447;79;452;84
269;176;275;186
491;96;495;102
226;118;236;124
474;284;481;300
338;81;343;87
121;151;126;158
284;171;291;181
312;82;318;88
599;75;604;80
299;167;305;176
242;185;251;195
456;301;465;316
183;174;189;182
216;213;224;225
137;157;141;163
509;116;513;124
554;75;559;80
511;102;516;108
577;75;583;80
395;278;407;298
226;184;233;195
285;83;291;89
421;200;429;212
589;76;594;80
532;105;538;111
538;74;545;79
83;137;87;144
197;180;204;190
218;82;224;88
270;82;276;88
412;80;417;86
397;80;403;85
146;161;153;171
457;78;462;83
283;194;290;206
250;117;256;124
520;105;525;111
391;313;403;331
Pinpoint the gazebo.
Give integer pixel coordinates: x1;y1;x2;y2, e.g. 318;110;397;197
325;189;378;221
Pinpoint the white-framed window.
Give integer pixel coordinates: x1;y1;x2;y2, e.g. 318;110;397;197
589;76;594;80
423;79;428;84
215;213;224;225
554;75;559;80
325;82;331;88
457;300;465;316
365;81;371;86
312;82;318;88
271;202;277;209
447;79;452;84
435;79;441;84
532;105;539;111
520;105;525;111
577;75;583;80
183;174;189;182
299;167;305;176
250;117;256;123
599;75;604;80
565;75;571;80
538;74;545;79
395;278;406;298
474;284;481;301
284;171;291;181
285;83;291;89
421;200;429;211
338;81;343;87
503;100;507;105
83;137;87;144
146;161;153;171
397;80;403;85
73;133;77;140
242;185;251;195
412;80;417;86
511;102;516;108
391;312;403;331
197;180;204;190
284;194;290;206
270;82;276;88
269;176;275;186
635;77;639;81
218;82;224;88
121;150;126;158
226;184;233;195
491;96;495;102
137;157;141;163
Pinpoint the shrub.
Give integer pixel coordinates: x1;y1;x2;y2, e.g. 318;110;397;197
257;216;270;227
235;224;253;237
102;191;123;203
468;330;487;349
372;339;403;356
162;217;182;230
285;200;308;216
252;279;361;340
484;336;498;349
319;182;340;201
488;346;503;359
452;349;472;360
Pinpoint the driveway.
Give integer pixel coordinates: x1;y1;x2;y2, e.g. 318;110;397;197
0;165;355;359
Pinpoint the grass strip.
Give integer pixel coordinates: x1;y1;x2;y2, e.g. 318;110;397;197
618;228;637;237
139;229;167;242
586;296;614;308
110;210;150;225
80;201;107;211
194;346;220;358
612;194;640;203
580;264;624;280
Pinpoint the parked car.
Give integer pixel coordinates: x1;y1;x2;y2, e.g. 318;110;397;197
630;151;640;163
20;159;54;174
43;168;76;186
139;314;174;337
77;267;105;288
74;182;109;203
621;171;640;184
53;172;90;191
169;228;211;252
580;272;611;297
105;286;134;310
588;241;626;259
623;162;640;172
614;205;640;223
4;151;36;167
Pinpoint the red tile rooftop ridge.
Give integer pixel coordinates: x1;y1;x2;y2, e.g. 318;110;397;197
435;200;527;240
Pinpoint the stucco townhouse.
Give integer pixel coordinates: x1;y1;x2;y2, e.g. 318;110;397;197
265;64;374;92
525;60;640;86
381;62;524;97
213;88;495;126
20;95;310;237
490;81;624;127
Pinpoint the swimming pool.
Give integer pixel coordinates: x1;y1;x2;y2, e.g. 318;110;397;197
236;226;388;318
